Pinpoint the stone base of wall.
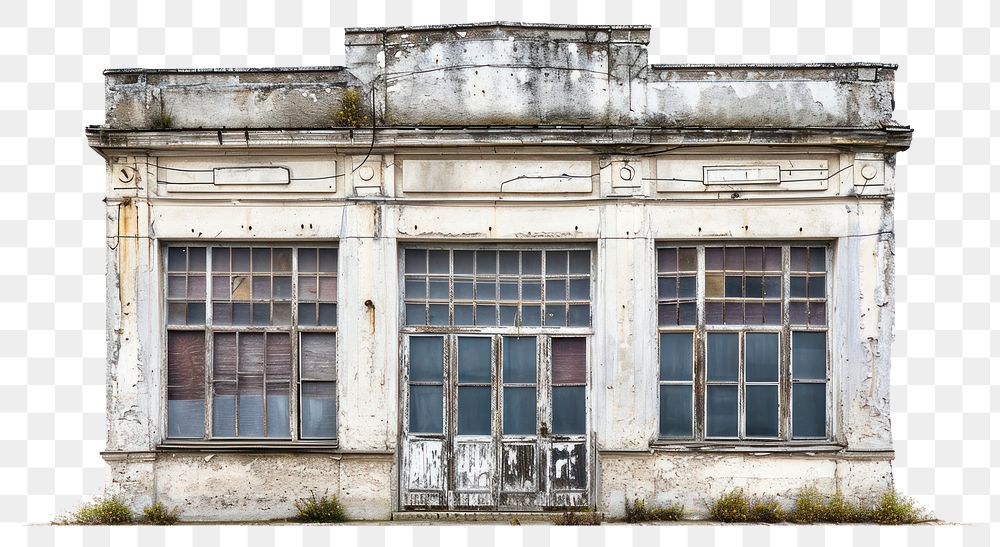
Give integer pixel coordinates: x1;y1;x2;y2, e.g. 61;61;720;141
104;452;394;521
598;451;894;518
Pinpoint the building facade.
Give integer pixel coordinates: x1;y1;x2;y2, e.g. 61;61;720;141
86;23;912;520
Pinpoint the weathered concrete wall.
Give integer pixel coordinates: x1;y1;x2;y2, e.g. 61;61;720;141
99;23;899;131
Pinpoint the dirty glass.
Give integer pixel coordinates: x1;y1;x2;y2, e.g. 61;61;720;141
793;383;826;437
409;336;443;382
659;332;693;381
409;385;443;434
792;332;826;380
745;333;778;382
745;385;778;437
502;337;535;383
458;337;491;383
457;386;491;435
552;386;585;435
706;385;738;437
301;382;337;438
707;333;738;382
659;385;692;438
503;387;536;435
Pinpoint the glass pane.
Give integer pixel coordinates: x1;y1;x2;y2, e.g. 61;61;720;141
552;338;586;385
453;250;474;274
298;303;316;326
503;386;536;435
458;337;491;383
552;386;585;435
568;304;589;326
678;276;696;298
545;279;566;301
318;277;336;301
475;305;497;326
272;248;292;272
273;276;292;299
809;247;826;272
659;332;693;381
659;385;692;438
790;276;807;297
428;279;448;300
272;302;291;325
706;302;724;325
706;385;738;437
502;336;536;384
678;303;696;325
569;278;589;300
212;248;230;272
428;250;449;274
167;275;185;298
568;250;590;274
186;302;205;325
476;251;496;274
657;276;676;300
212;392;236;437
301;381;337;438
188;248;206;271
724;247;743;270
724;276;742;297
499;305;516;326
266;391;291;438
705;273;723;298
213;303;232;325
544;304;566;326
745;276;763;298
764;247;781;270
428;304;449;325
409;385;442;434
521;305;541;326
707;333;739;382
406;304;426;325
793;383;826;437
745;385;778;437
252;303;269;326
409;336;444;382
230;248;250;272
657;303;676;326
475;281;496;301
454;304;474;325
705;247;724;270
298;276;317;301
677;248;696;272
790;247;808;271
744;247;763;271
793;332;826;379
167;400;204;439
522;251;541;275
233;302;252;325
404;249;426;273
808;276;826;298
318;248;338;273
547;251;568;275
238;392;265;437
499;251;519;274
499;281;518;301
790;301;807;324
809;302;826;325
724;302;744;325
454;281;474;300
763;276;781;298
745;333;779;383
657;248;677;273
457;386;491;435
521;280;541;300
167;247;187;272
252;248;270;273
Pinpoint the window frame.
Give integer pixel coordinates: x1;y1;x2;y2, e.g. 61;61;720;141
159;241;339;448
654;243;834;447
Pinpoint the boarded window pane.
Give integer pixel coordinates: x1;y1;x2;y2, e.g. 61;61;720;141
552;386;585;434
793;383;826;437
409;337;443;382
301;381;337;438
167;331;206;438
659;385;692;438
745;385;778;437
502;337;536;383
552;338;586;385
237;333;264;373
301;333;336;380
707;333;739;382
409;385;443;433
792;332;826;380
458;337;491;383
503;387;536;435
706;385;738;437
659;332;693;381
457;386;491;435
745;333;779;383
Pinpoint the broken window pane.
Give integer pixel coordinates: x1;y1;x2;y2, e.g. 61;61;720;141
659;385;692;438
706;385;738;437
793;383;826;438
457;386;491;435
503;387;536;435
552;386;585;435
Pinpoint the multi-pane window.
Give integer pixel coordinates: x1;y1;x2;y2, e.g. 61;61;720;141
657;244;829;442
403;249;591;327
165;245;338;442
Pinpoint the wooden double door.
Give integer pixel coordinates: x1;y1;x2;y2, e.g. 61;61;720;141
400;334;590;510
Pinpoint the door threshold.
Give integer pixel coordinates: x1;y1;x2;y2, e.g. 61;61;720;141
392;511;600;522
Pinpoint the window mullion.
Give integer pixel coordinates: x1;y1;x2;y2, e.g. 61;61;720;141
204;246;213;441
695;246;706;441
780;245;792;440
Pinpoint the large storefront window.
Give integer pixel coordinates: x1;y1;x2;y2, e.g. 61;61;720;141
657;244;830;441
164;244;338;442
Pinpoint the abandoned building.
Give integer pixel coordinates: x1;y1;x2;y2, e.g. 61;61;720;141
85;22;912;520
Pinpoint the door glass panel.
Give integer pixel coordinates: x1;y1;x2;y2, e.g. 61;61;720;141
409;385;443;434
792;332;826;380
410;337;443;382
301;381;337;438
503;387;536;435
707;333;739;381
793;383;826;437
457;386;491;435
745;333;778;382
552;386;585;434
659;332;693;382
502;337;536;383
